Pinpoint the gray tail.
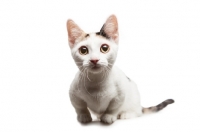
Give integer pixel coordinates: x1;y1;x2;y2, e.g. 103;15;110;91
142;99;174;114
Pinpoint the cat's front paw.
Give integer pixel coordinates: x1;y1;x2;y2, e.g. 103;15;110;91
77;114;92;123
100;114;117;124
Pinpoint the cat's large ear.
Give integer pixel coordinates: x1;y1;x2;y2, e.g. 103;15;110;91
101;15;119;43
66;19;85;48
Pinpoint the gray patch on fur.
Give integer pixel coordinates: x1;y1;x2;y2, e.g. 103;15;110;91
96;24;109;39
126;76;131;81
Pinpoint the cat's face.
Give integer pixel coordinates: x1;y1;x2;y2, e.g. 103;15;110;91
67;15;119;74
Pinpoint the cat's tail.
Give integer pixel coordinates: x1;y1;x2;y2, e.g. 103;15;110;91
142;99;174;114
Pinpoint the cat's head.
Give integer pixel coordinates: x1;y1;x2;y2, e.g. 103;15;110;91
66;15;119;74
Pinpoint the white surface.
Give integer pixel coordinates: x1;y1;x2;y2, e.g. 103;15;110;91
0;0;199;132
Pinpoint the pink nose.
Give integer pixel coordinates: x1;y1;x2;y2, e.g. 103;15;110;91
90;59;99;65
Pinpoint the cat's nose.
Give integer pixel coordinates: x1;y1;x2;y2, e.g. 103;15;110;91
90;59;99;65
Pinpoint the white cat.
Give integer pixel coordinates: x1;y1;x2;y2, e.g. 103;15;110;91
66;15;174;124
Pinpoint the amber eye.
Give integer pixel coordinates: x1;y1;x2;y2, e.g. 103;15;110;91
100;44;110;53
79;46;88;55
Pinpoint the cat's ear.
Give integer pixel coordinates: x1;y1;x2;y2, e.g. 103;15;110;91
102;15;119;43
66;19;85;48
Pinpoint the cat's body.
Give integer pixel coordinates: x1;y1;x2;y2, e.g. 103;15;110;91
70;66;142;122
67;15;174;124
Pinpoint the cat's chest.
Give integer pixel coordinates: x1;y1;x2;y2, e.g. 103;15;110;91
81;85;117;114
84;92;115;114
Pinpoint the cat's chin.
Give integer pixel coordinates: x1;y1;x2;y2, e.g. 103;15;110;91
89;66;103;74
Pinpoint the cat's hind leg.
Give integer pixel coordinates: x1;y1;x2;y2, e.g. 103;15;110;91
118;108;142;119
118;111;139;119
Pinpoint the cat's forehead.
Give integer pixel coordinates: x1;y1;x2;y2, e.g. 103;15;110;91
85;31;109;40
84;32;108;40
82;33;110;45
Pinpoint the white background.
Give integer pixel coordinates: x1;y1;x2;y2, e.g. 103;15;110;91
0;0;200;132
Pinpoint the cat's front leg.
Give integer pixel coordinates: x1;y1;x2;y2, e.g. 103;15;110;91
69;91;92;123
100;93;125;124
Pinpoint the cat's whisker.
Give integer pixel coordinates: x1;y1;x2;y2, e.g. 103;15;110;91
86;68;91;82
108;63;113;66
75;61;83;63
105;66;111;72
108;58;116;61
78;65;83;69
77;67;87;91
83;64;90;67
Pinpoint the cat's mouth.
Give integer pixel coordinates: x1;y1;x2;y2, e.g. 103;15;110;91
90;64;103;71
87;64;106;73
91;65;101;69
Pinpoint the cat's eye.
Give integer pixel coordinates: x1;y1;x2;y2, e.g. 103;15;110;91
100;44;110;53
79;46;88;55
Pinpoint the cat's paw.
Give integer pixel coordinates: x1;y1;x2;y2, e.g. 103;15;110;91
77;114;92;123
100;114;117;124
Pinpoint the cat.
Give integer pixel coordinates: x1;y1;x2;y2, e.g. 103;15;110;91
66;15;174;124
